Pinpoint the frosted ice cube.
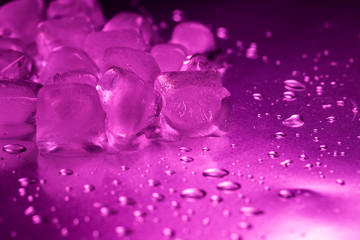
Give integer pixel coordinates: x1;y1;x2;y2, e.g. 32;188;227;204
181;53;213;71
103;12;158;45
36;83;107;155
150;43;187;72
36;16;95;59
0;80;41;139
84;29;147;67
39;47;99;84
0;0;44;44
101;47;160;86
97;67;162;150
155;70;231;137
170;21;216;55
0;49;33;80
51;71;98;87
47;0;105;30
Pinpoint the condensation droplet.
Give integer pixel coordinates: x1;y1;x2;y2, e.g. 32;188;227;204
282;114;304;128
83;184;95;193
252;93;263;101
203;168;229;178
217;181;241;191
180;188;206;200
274;132;287;139
239;206;264;216
179;147;192;152
180;156;194;163
59;169;73;176
284;79;306;91
2;144;26;154
282;91;297;101
278;189;295;198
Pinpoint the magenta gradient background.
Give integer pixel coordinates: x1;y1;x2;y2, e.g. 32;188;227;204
1;0;360;240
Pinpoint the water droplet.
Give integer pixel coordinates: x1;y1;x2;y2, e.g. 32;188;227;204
172;9;185;22
282;114;304;128
313;137;320;142
238;221;252;229
278;189;295;198
180;156;194;163
268;151;279;158
180;188;206;200
203;168;229;178
299;153;308;161
2;144;26;154
59;169;73;176
118;196;136;206
147;179;160;187
162;228;175;238
202;147;210;152
115;226;131;237
336;179;345;185
32;215;42;224
217;181;241;191
152;192;165;202
252;93;263;101
18;177;37;187
60;227;69;237
83;184;95;193
284;79;306;91
24;206;35;216
164;170;175;176
319;145;328;151
326;116;337;123
217;27;230;39
282;91;297;101
210;194;223;203
274;132;287;139
179;147;192;152
280;159;293;168
239;206;264;216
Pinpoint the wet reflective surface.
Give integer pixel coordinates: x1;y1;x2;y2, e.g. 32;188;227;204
1;1;360;239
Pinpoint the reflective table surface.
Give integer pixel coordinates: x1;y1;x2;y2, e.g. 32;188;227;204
1;1;360;239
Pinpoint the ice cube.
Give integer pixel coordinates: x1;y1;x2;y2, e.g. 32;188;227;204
0;80;41;139
47;0;105;30
170;21;216;55
0;37;27;53
36;83;107;155
84;29;147;67
150;43;187;72
155;70;231;137
97;67;162;150
103;12;159;45
36;16;95;59
101;47;160;86
0;0;45;44
51;71;98;87
0;49;33;80
181;53;213;71
39;47;99;84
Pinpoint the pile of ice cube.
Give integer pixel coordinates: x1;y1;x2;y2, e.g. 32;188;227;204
0;0;231;155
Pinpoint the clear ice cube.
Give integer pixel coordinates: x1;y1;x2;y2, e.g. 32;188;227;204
0;0;44;44
51;71;98;86
47;0;105;30
170;21;216;55
84;29;147;67
0;80;41;139
155;70;231;137
0;49;33;80
103;12;158;45
36;16;95;59
39;47;99;84
36;83;107;155
150;43;187;72
181;53;213;71
101;47;160;86
97;67;162;150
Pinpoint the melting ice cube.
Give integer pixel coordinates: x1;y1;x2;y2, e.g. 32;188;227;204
97;67;162;150
155;70;231;137
36;83;107;155
170;21;216;55
0;80;41;139
150;43;187;72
